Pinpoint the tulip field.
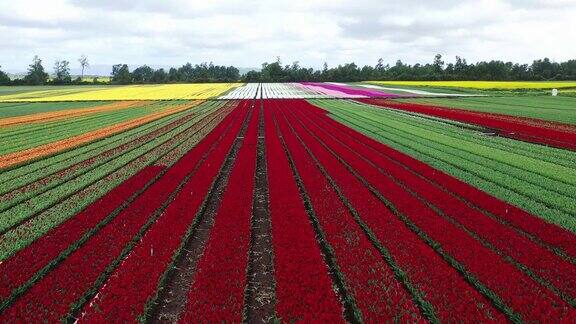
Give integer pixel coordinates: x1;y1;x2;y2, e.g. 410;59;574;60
1;82;576;322
368;80;576;90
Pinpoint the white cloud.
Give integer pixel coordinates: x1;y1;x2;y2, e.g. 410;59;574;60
0;0;575;73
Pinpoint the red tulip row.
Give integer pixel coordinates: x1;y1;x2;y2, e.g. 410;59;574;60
4;97;576;322
281;100;505;322
78;102;249;322
1;102;214;209
307;101;576;262
360;99;576;151
0;108;230;307
179;101;259;322
264;101;344;322
0;165;163;303
0;105;232;308
0;102;246;322
271;100;423;321
291;99;576;321
294;101;576;300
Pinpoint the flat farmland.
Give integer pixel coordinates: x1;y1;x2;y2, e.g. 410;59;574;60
1;83;576;322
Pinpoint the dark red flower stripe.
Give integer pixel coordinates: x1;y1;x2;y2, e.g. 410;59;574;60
360;99;576;151
292;100;576;320
282;100;505;322
263;101;344;322
0;102;245;322
294;102;576;301
307;101;576;262
179;102;259;322
0;102;217;208
0;107;229;305
78;103;249;322
272;100;423;321
0;165;163;303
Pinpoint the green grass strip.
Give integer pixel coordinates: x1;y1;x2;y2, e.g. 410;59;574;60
396;96;576;125
0;102;225;261
311;99;576;234
0;104;217;211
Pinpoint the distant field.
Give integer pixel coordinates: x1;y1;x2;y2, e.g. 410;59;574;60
368;81;576;90
0;83;242;101
395;96;576;124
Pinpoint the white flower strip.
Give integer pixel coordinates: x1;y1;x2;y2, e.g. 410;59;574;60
219;83;260;99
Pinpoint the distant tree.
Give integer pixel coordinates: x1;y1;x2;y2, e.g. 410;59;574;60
510;63;530;80
433;54;445;74
78;55;89;80
132;65;154;83
0;65;10;85
53;60;72;84
321;62;329;81
151;68;168;83
444;63;455;79
24;55;49;85
361;65;376;80
531;58;560;80
376;58;384;70
560;60;576;80
111;64;132;84
243;70;261;82
224;66;240;81
260;58;286;82
178;63;194;82
453;56;469;80
168;67;180;82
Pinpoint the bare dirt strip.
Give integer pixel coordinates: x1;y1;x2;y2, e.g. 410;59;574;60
243;96;276;322
150;99;255;322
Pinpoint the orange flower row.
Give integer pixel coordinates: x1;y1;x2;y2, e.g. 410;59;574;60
0;101;203;169
0;101;148;127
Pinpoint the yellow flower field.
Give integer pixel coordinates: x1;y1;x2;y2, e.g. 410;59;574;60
0;83;242;101
368;81;576;90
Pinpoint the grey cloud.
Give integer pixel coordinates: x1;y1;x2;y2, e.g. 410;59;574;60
0;0;575;73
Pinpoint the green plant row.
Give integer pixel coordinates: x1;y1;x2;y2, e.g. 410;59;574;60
0;102;178;155
318;100;576;185
330;103;576;200
0;106;192;192
332;113;576;232
396;96;576;125
0;107;214;232
0;102;227;261
0;101;111;118
311;99;576;233
350;100;576;168
0;104;217;210
0;101;207;182
0;101;157;138
337;99;576;168
335;113;576;218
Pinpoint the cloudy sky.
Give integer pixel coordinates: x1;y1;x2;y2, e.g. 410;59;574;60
0;0;575;73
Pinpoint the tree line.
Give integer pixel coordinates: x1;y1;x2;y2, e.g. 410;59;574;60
109;62;240;84
246;55;576;82
0;56;240;86
1;54;575;86
0;55;92;86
